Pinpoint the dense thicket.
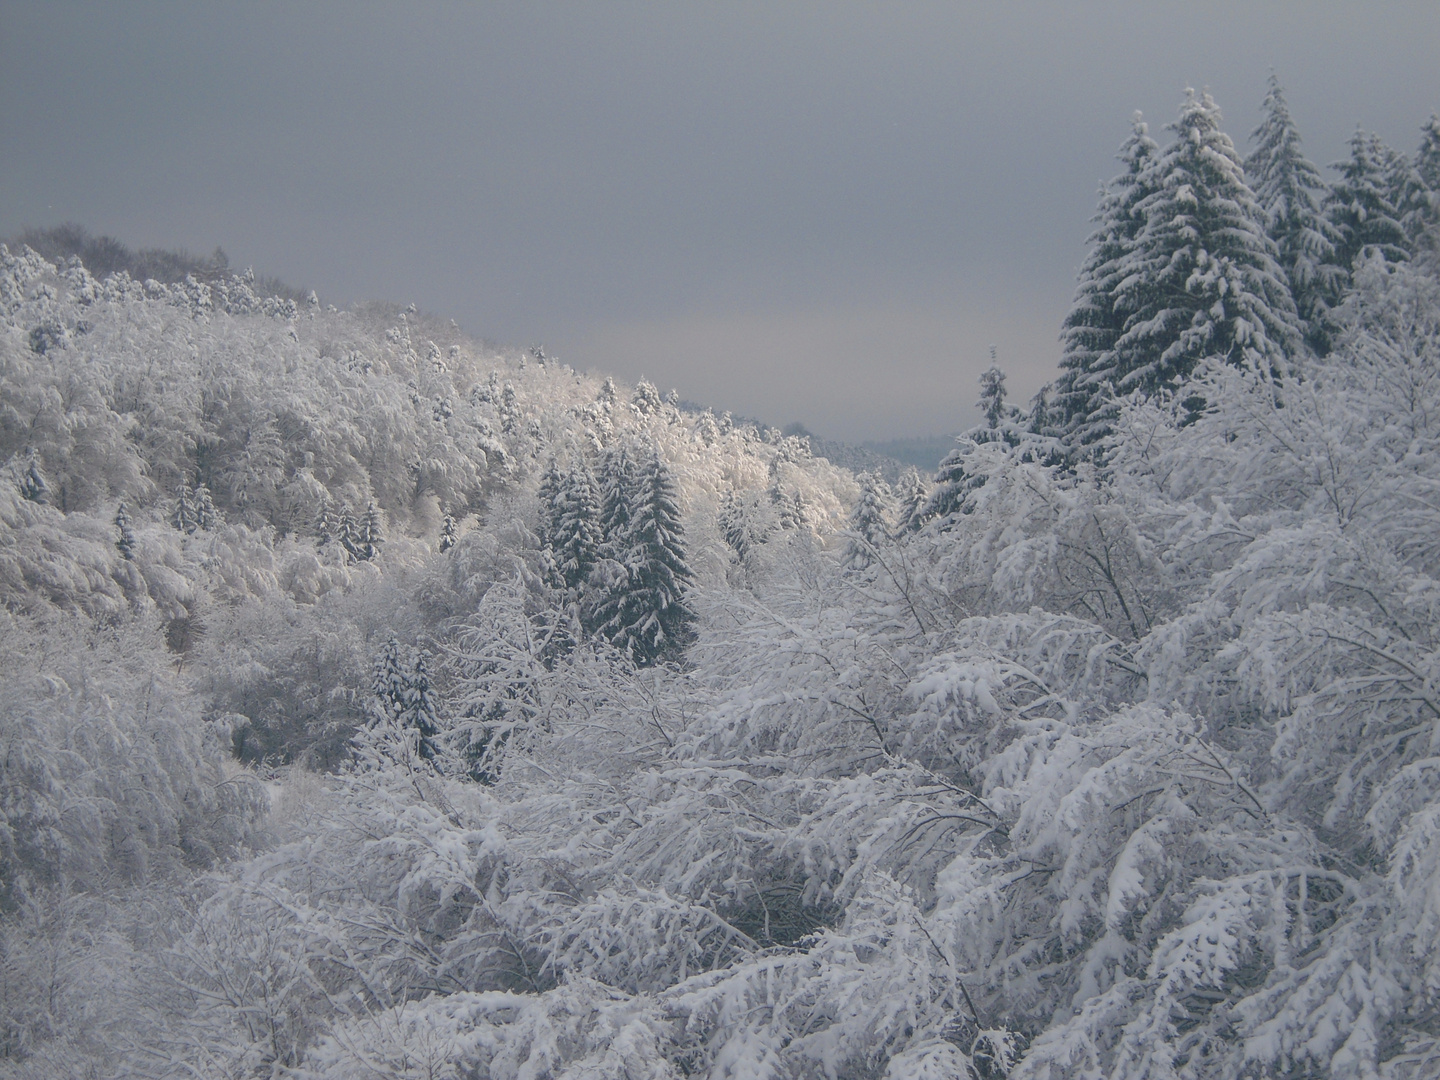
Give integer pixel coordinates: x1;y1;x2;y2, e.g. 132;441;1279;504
2;79;1440;1080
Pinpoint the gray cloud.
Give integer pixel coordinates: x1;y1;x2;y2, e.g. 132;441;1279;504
3;2;1438;439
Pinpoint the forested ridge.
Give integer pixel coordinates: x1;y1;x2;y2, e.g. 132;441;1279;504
2;82;1440;1079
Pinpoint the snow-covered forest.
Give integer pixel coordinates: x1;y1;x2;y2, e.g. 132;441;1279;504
2;81;1440;1079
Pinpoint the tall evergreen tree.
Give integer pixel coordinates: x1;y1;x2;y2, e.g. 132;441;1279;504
193;483;219;531
1051;115;1160;447
1245;75;1346;353
171;483;198;534
1110;90;1302;396
1326;130;1411;270
894;467;930;535
551;459;603;592
925;366;1029;521
401;650;441;763
359;500;384;562
370;637;408;726
536;458;565;548
337;506;362;562
356;637;437;773
1403;114;1440;254
844;473;891;571
592;450;693;665
597;443;639;555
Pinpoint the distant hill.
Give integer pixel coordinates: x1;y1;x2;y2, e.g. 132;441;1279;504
860;434;957;473
5;222;307;301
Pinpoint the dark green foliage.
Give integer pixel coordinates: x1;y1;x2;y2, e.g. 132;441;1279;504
1403;115;1440;255
171;481;219;534
591;450;693;665
404;651;441;762
113;503;134;559
550;461;603;593
1245;76;1346;353
17;451;47;504
360;501;384;561
370;638;408;726
1327;130;1412;270
1109;90;1301;397
598;443;638;553
1051;115;1159;449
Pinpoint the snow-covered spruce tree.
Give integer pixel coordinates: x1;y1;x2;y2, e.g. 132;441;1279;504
113;502;135;559
893;465;930;534
924;365;1043;523
439;508;458;552
535;457;565;548
596;440;638;554
353;637;434;773
336;505;361;561
590;449;693;665
550;457;603;593
1245;74;1346;353
403;649;441;763
1051;113;1159;450
170;482;198;534
193;482;218;530
844;471;892;571
1327;129;1412;271
1110;90;1303;397
357;499;384;562
15;449;47;503
1403;114;1440;255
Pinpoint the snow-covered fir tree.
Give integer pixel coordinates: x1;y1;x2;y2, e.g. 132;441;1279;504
171;482;198;534
1051;113;1159;449
402;649;441;763
549;457;603;593
1110;89;1303;394
632;377;662;416
590;449;693;664
113;502;135;559
439;509;458;552
1245;74;1347;352
596;440;638;555
1327;129;1412;270
893;465;930;534
1403;113;1440;254
844;471;891;570
16;449;47;503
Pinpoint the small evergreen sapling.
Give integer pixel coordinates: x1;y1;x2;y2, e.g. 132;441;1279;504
17;450;47;503
114;503;135;559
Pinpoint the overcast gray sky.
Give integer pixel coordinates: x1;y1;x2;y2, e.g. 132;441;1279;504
3;3;1439;441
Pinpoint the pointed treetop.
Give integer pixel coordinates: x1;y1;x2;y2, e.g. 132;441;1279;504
1245;74;1344;352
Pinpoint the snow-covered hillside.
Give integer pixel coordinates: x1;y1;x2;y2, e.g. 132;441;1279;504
3;84;1440;1080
